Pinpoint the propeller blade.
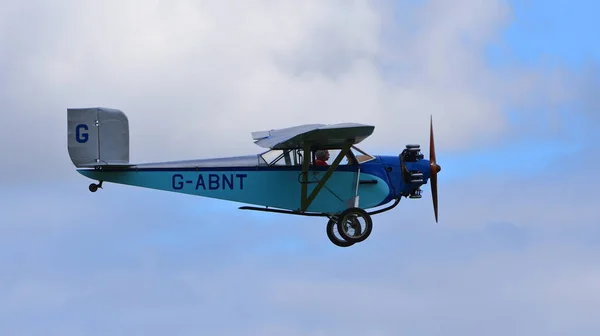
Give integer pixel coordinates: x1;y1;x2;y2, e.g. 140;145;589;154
429;116;436;165
430;168;438;223
429;115;440;223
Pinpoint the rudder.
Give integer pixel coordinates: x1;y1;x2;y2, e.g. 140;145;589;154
67;107;130;167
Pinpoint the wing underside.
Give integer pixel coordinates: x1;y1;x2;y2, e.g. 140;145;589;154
252;123;375;149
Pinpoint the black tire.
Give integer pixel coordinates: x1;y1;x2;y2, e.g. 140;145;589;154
89;183;98;192
336;207;373;243
326;218;354;247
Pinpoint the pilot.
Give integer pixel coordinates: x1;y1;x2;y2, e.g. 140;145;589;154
314;150;330;166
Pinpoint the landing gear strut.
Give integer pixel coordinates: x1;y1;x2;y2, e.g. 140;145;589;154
89;181;103;192
326;207;373;247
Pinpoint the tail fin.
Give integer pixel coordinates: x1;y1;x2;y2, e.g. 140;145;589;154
67;107;131;168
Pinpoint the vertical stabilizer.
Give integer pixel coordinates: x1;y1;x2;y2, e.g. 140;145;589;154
67;107;130;167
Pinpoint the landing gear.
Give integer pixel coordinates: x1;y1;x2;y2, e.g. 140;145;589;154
326;218;355;247
326;207;373;247
337;207;372;243
88;181;103;192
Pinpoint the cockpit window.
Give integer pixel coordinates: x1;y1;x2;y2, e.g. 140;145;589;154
259;146;374;166
260;149;303;166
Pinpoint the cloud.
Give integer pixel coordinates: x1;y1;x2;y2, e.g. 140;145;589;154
2;148;600;335
1;0;599;335
2;199;600;335
1;0;591;180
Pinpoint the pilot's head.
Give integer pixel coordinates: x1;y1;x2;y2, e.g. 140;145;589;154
315;150;329;161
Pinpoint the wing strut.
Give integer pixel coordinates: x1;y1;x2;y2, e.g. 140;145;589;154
299;142;352;212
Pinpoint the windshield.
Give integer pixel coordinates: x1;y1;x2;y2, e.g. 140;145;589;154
351;146;375;163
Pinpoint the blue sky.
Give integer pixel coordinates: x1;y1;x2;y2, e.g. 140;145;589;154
1;0;599;335
493;0;599;67
443;0;599;178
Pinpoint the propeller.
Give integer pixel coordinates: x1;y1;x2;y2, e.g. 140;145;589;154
429;115;441;223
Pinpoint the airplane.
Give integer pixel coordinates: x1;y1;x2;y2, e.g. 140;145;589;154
67;107;441;247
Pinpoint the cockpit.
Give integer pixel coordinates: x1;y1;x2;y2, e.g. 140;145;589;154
258;146;375;167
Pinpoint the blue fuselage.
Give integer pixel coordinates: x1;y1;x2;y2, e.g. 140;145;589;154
77;154;431;214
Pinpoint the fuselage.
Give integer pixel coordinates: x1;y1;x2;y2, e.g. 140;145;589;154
77;153;431;214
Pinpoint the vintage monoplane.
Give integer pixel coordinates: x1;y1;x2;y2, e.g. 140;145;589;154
67;107;441;247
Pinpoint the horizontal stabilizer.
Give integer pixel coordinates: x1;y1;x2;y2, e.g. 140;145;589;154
76;162;136;168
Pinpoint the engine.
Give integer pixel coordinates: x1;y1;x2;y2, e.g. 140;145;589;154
400;144;425;199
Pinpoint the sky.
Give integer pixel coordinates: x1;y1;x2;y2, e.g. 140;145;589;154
1;0;599;335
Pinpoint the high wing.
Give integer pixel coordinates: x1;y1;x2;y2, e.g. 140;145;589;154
252;123;375;149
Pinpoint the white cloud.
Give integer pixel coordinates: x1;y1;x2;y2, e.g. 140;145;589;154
1;2;598;333
2;214;600;335
1;0;584;173
1;148;600;334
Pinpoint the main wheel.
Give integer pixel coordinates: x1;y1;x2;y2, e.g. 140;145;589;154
336;207;373;243
326;217;354;247
89;183;98;192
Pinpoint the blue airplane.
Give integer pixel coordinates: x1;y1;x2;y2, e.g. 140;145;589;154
67;107;441;247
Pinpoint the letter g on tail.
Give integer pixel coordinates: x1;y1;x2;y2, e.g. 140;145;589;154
76;124;89;143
